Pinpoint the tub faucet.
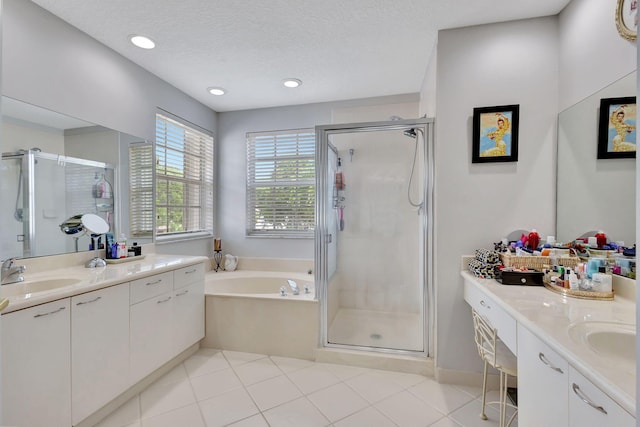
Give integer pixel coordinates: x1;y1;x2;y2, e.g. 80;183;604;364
1;258;26;285
287;279;300;295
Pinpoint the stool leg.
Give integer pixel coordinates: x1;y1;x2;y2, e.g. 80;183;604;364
499;371;508;427
479;360;488;420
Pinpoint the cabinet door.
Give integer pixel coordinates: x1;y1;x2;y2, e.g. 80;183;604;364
71;284;130;425
173;280;204;354
2;299;71;427
130;290;173;383
517;324;569;426
569;367;635;427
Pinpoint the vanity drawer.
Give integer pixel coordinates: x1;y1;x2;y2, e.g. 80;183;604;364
173;263;205;290
130;271;173;304
464;279;517;354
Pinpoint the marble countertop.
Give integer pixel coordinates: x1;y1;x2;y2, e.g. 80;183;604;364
461;270;636;417
1;254;209;314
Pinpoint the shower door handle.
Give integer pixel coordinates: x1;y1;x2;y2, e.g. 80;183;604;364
326;234;332;244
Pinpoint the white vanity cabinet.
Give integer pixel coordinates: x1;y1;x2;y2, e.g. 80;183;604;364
172;263;205;354
517;324;569;426
2;299;72;427
569;367;635;427
130;271;175;383
462;271;636;426
71;283;130;425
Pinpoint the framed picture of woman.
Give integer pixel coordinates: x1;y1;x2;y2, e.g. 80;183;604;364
597;97;636;159
616;0;638;42
472;105;519;163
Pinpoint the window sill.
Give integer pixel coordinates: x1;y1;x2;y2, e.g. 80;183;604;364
155;231;213;245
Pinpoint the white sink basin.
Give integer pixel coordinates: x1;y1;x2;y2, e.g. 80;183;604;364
568;321;636;372
0;278;81;298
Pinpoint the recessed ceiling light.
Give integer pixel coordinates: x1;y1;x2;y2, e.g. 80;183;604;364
283;78;302;88
129;35;156;49
207;87;226;96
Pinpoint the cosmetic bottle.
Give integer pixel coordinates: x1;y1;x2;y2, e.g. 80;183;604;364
568;269;579;290
592;266;612;292
117;233;127;258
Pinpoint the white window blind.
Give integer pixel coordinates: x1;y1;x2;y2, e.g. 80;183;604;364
246;129;315;237
129;143;154;238
155;113;214;237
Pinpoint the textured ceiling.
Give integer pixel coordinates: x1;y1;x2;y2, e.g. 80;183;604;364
31;0;571;112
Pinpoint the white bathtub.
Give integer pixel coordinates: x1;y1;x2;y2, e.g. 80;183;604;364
203;271;319;360
204;271;315;299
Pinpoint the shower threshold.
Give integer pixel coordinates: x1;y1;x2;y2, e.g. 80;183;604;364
328;308;423;352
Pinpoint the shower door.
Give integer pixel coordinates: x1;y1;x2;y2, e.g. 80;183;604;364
316;119;434;355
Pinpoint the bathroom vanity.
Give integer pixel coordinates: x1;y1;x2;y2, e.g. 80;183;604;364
1;253;206;427
462;270;635;426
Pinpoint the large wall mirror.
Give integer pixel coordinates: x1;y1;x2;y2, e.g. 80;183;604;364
557;71;636;246
0;96;150;260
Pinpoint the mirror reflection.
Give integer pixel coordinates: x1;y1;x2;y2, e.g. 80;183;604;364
556;72;636;246
0;97;147;260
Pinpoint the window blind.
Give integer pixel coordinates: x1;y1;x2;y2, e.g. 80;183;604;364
246;129;315;237
129;143;154;238
155;113;214;237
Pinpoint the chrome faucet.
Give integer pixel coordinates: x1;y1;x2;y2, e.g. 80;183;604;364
287;279;300;295
1;258;26;285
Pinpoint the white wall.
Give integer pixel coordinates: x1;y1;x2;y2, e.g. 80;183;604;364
433;17;559;377
559;0;637;111
427;0;638;379
2;0;217;257
217;94;419;259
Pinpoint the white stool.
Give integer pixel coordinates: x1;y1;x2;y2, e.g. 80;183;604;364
472;308;518;427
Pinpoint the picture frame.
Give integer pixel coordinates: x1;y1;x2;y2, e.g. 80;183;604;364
616;0;638;42
597;96;637;159
472;105;519;163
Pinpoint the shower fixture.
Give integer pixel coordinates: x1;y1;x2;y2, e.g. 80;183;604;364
10;147;42;222
403;128;418;138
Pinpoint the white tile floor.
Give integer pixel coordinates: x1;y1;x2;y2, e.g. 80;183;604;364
95;348;517;427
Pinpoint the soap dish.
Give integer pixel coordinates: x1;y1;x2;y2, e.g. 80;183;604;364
105;255;146;264
543;281;614;301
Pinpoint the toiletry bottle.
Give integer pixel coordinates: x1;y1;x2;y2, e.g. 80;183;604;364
592;266;612;292
132;242;142;256
568;269;579;290
117;233;127;258
527;229;540;250
335;158;344;191
127;245;136;258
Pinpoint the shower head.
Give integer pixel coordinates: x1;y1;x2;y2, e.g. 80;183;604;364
403;128;417;138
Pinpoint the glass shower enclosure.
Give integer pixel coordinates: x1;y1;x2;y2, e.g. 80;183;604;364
1;149;115;258
316;118;434;356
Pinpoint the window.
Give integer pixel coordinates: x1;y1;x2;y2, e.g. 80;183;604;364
154;113;214;238
129;142;154;238
246;129;315;237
